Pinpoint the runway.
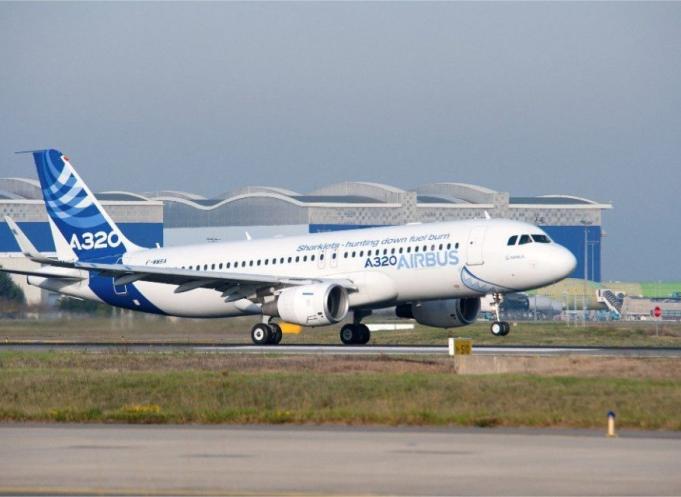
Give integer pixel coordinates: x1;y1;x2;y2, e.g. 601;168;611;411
1;424;679;496
2;342;681;357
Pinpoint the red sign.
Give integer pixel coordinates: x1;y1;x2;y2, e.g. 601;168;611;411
653;306;662;318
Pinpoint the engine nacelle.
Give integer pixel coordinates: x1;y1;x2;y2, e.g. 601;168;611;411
396;297;480;328
262;283;349;327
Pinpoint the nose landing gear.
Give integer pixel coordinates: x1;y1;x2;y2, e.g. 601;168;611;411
490;292;510;337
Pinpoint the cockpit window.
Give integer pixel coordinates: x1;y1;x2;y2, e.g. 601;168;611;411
531;234;551;243
519;234;532;245
507;235;518;246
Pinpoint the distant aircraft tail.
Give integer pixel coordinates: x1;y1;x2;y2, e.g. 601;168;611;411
29;149;141;261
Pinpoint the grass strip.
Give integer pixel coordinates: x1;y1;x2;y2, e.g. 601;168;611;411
1;353;679;430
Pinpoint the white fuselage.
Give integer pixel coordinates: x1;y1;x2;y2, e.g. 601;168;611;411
37;218;576;319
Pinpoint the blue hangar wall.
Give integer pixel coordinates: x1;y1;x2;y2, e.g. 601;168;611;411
0;222;163;253
310;223;602;282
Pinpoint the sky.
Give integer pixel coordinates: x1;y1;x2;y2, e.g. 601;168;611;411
1;2;680;281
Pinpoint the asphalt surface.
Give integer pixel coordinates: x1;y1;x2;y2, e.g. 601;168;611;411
2;342;681;356
1;424;679;496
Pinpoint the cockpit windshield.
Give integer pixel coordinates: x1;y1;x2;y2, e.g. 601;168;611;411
531;234;551;243
507;233;552;246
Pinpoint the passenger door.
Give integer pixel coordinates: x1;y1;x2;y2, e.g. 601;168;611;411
466;226;486;266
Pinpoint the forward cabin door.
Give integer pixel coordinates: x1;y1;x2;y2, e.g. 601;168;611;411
466;226;486;266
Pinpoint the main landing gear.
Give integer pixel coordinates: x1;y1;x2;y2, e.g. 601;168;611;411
340;310;372;345
490;292;510;337
250;321;283;345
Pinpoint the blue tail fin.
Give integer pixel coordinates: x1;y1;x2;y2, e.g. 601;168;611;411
30;149;139;261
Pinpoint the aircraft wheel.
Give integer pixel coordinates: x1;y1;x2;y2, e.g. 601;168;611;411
270;324;283;345
340;324;356;345
251;323;272;345
500;322;511;336
358;324;371;344
490;321;504;337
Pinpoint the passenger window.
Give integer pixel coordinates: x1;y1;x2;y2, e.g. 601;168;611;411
280;258;285;264
204;264;208;271
320;254;324;261
264;259;268;265
455;243;459;249
287;257;292;263
303;255;307;262
241;261;246;267
407;247;411;253
431;245;435;251
519;235;532;245
414;246;419;252
399;247;403;254
391;248;395;254
438;244;443;250
344;252;348;259
422;245;427;252
332;253;337;259
211;264;215;270
351;251;356;258
507;235;518;246
295;256;300;263
383;249;388;255
249;260;253;266
226;262;231;269
368;250;372;256
532;234;551;243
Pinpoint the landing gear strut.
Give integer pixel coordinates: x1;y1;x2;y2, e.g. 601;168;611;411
490;293;510;337
250;318;283;345
340;310;371;345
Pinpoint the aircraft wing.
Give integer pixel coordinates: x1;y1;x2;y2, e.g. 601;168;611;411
74;260;357;301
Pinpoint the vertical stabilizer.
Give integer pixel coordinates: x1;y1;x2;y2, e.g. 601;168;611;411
29;149;140;261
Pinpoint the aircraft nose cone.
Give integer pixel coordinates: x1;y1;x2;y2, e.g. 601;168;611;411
557;246;577;279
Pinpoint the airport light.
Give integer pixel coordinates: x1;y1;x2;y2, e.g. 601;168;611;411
580;219;593;326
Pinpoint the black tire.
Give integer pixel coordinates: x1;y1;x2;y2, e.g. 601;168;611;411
251;323;272;345
490;321;504;336
358;324;371;344
270;324;283;345
340;324;355;345
500;322;511;336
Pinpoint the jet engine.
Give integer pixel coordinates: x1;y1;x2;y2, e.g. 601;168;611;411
396;297;481;328
262;282;349;326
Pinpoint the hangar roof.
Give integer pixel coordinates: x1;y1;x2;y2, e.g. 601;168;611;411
0;177;611;209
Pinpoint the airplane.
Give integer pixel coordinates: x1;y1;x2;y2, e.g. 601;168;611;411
1;149;577;345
